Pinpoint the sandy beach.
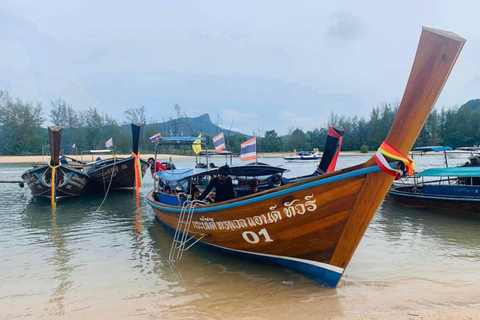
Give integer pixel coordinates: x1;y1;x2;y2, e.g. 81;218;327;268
0;151;373;164
0;153;191;164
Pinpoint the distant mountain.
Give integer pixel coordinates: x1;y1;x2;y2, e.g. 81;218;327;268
124;113;248;138
459;99;480;112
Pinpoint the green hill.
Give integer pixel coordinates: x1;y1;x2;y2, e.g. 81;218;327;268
459;99;480;112
128;113;248;138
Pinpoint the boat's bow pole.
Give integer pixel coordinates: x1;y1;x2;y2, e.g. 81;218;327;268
317;125;345;174
131;122;142;199
48;126;63;207
330;27;466;269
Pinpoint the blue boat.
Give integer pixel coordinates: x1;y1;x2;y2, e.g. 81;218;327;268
388;146;480;215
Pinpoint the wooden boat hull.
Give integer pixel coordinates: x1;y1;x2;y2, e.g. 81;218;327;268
388;185;480;214
22;164;90;199
147;164;379;287
283;156;322;162
86;157;149;192
146;27;466;287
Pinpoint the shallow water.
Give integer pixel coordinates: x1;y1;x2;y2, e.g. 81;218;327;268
1;155;480;319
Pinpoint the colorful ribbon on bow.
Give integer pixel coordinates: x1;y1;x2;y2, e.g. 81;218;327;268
326;126;343;173
374;142;414;179
314;126;344;176
132;152;143;199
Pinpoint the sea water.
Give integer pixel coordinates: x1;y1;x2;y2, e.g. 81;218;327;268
1;155;480;319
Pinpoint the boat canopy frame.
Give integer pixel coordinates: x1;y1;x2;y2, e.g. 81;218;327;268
80;149;113;163
410;146;452;168
152;136;207;191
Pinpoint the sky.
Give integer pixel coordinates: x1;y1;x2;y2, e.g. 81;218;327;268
1;0;479;135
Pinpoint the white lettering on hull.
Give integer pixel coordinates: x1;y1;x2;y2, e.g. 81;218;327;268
191;194;317;231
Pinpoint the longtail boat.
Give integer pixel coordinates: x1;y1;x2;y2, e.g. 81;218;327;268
21;127;90;204
388;166;480;215
388;146;480;215
84;123;149;194
145;27;466;287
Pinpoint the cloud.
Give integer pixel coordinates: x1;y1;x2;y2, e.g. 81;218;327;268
0;10;37;42
218;109;260;133
325;10;367;44
0;1;478;136
466;74;480;97
277;110;327;134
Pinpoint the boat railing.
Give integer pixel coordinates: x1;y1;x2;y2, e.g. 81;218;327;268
169;200;207;262
80;149;113;163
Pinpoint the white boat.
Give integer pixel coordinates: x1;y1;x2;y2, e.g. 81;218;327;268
445;147;480;159
283;150;322;162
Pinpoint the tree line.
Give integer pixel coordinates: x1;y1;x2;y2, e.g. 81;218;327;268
0;90;479;156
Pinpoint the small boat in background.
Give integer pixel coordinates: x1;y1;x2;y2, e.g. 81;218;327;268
461;153;480;168
388;166;480;215
21;127;90;204
283;149;322;162
445;147;480;159
84;123;148;193
195;150;233;168
389;146;480;215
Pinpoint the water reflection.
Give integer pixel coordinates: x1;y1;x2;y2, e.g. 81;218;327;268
343;198;480;288
19;199;92;316
143;221;348;319
3;161;480;318
47;209;73;315
379;198;480;253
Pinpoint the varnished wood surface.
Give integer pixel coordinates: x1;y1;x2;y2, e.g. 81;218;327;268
150;173;367;264
146;27;466;285
48;126;63;166
329;27;466;269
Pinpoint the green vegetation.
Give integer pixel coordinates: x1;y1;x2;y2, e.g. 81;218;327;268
1;89;479;155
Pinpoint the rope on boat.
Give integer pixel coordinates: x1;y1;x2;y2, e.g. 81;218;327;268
94;156;117;212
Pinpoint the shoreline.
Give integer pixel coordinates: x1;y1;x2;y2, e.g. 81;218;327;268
0;151;374;164
0;154;191;164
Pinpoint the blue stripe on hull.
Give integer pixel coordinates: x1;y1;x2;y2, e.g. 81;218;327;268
147;165;383;213
388;190;480;202
202;242;343;287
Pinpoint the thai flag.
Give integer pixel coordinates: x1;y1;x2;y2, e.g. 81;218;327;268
213;132;225;152
240;137;256;162
149;133;162;143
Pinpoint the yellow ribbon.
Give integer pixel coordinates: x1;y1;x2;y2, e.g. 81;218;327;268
49;163;60;207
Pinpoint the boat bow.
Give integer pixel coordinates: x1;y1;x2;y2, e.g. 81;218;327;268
330;27;466;269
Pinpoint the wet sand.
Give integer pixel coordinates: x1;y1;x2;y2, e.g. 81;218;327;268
0;154;192;164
